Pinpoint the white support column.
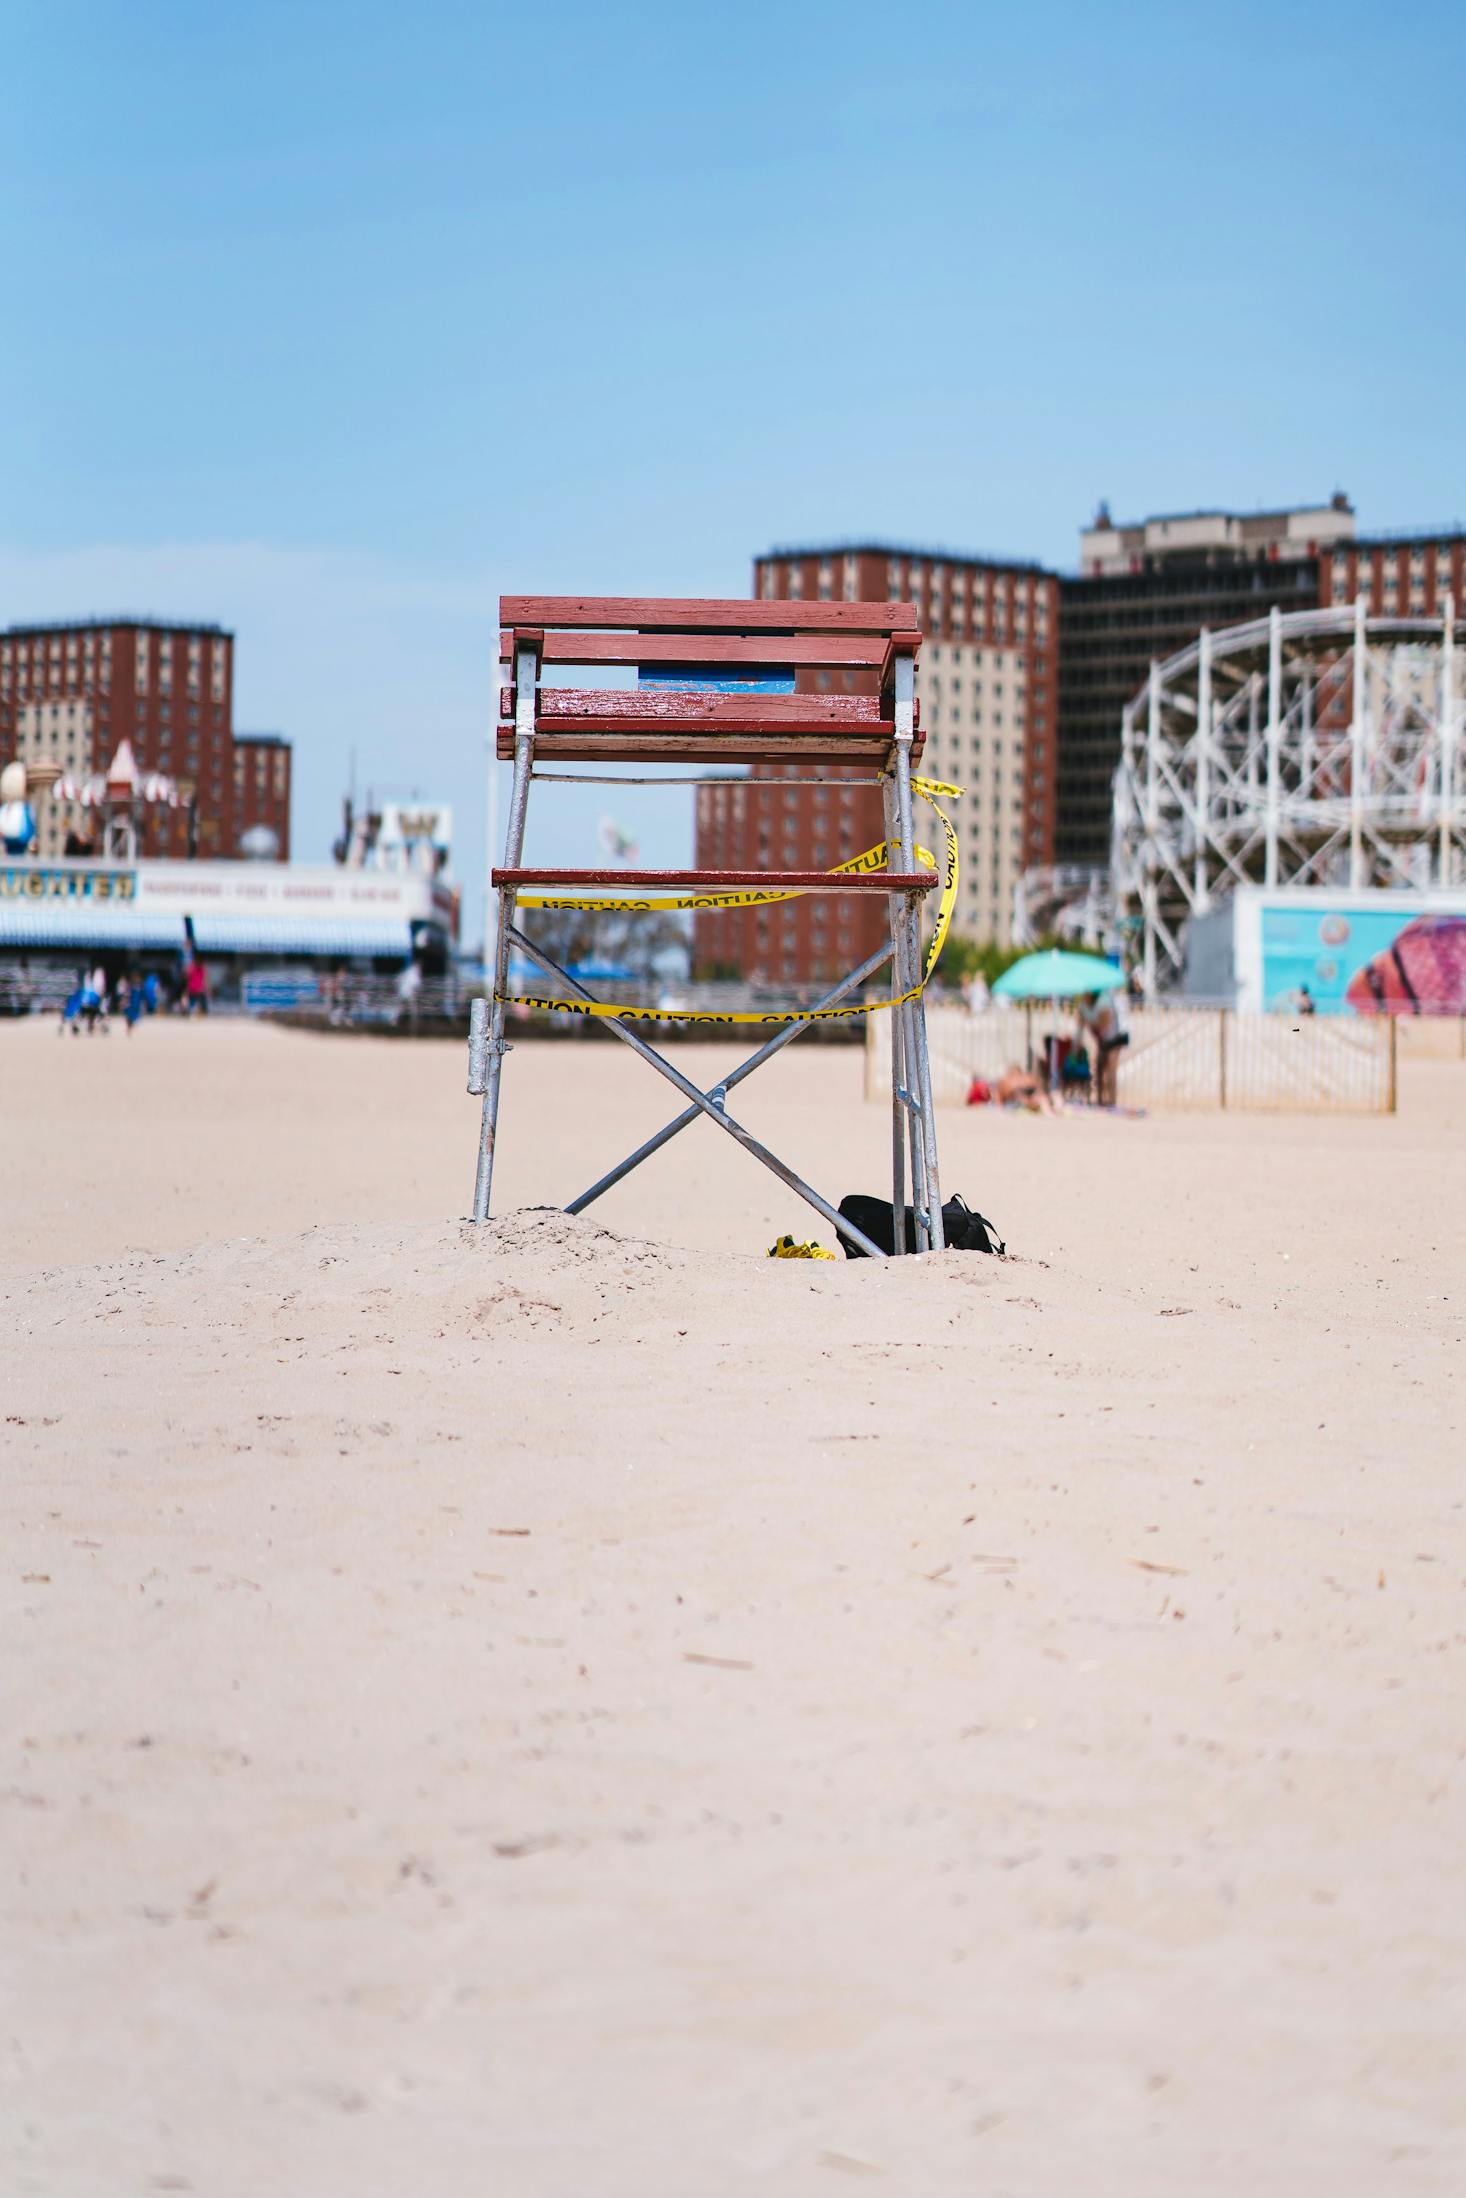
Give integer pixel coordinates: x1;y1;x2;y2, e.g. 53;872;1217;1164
1264;604;1282;887
1246;676;1260;803
483;724;500;987
890;647;943;1251
1114;701;1134;929
1144;665;1160;999
1350;594;1368;889
1141;878;1157;1002
1145;661;1160;837
1441;594;1457;888
472;641;537;1223
1195;627;1212;911
882;773;908;1246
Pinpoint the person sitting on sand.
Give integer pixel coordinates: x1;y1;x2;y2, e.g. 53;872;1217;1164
996;1062;1061;1115
1062;1042;1091;1094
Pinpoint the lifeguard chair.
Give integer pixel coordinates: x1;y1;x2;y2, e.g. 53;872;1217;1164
467;596;948;1256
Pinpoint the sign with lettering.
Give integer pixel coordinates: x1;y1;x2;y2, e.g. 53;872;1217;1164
0;864;136;902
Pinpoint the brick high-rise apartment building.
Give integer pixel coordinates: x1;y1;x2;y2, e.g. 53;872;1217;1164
693;544;1060;979
1318;527;1466;614
0;617;292;860
233;732;293;856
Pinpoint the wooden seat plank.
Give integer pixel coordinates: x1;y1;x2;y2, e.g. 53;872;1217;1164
496;685;925;764
501;630;893;670
498;730;922;764
520;686;892;728
502;595;919;636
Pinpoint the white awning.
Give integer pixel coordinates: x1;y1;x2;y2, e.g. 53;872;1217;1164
0;904;185;949
186;916;415;957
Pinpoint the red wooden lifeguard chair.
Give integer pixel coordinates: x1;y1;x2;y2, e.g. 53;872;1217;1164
467;595;948;1255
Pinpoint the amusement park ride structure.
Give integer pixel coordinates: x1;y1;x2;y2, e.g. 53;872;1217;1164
1111;599;1466;994
0;739;191;862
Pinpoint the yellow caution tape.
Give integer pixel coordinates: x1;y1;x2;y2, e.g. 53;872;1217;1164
498;775;961;1028
768;1235;837;1260
513;832;923;914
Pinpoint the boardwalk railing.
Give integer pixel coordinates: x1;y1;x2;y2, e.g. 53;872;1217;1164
868;1003;1399;1114
240;973;466;1023
237;972;878;1032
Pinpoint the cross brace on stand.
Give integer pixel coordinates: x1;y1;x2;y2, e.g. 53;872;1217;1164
467;595;947;1254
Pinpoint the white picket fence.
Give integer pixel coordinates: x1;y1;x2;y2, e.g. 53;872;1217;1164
868;1003;1398;1115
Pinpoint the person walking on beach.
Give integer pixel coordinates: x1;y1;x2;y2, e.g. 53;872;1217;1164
395;957;423;1027
185;958;209;1016
61;969;107;1035
1077;989;1127;1106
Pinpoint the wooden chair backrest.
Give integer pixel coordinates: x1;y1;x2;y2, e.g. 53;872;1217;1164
498;596;922;765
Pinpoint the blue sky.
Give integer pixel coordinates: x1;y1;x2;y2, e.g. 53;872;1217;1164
4;0;1464;939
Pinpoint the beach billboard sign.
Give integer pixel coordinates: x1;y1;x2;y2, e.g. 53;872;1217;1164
1250;891;1466;1013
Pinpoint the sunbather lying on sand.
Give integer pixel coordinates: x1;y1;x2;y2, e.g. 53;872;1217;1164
996;1063;1062;1115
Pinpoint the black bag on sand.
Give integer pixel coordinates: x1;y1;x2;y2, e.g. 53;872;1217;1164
837;1192;1005;1259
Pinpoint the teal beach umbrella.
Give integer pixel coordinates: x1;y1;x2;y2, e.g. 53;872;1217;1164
992;949;1126;1001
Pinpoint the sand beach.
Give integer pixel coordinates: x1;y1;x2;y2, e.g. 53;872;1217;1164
2;1016;1463;2194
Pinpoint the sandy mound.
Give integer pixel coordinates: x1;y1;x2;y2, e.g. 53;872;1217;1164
7;1203;1021;1376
